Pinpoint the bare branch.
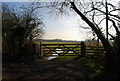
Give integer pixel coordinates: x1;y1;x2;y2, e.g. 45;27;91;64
108;18;120;35
93;7;120;19
108;33;115;40
97;17;106;25
107;2;117;10
109;9;120;13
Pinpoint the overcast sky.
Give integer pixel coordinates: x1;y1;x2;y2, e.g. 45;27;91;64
1;0;120;41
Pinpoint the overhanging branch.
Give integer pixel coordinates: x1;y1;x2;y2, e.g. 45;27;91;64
70;2;112;53
108;18;120;35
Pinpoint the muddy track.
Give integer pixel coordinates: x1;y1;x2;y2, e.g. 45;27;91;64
2;60;90;80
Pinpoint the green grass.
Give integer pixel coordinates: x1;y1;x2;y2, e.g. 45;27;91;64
54;56;77;60
76;57;104;79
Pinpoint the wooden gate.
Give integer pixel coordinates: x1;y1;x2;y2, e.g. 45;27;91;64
40;42;81;56
35;42;105;57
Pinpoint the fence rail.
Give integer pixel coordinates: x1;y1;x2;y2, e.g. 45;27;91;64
35;42;105;57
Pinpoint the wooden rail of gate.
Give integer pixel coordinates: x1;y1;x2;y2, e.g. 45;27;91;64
35;42;105;57
40;42;81;57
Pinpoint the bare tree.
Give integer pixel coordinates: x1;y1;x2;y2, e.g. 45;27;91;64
35;0;120;79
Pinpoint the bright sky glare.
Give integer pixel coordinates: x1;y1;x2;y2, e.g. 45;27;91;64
1;0;120;41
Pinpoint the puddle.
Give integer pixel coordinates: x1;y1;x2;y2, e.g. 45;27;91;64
47;52;58;60
47;49;63;60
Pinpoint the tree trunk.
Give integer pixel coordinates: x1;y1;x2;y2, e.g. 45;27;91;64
70;2;114;70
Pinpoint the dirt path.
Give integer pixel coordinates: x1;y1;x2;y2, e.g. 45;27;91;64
2;60;90;80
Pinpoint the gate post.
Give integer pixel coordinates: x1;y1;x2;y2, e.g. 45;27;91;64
33;43;37;58
39;42;42;58
81;42;86;57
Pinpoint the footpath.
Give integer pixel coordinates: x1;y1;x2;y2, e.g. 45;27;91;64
2;59;90;80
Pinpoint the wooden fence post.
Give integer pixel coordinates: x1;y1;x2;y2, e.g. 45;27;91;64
39;42;42;58
81;42;86;57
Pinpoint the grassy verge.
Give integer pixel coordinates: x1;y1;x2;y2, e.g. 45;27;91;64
75;57;104;79
53;55;104;79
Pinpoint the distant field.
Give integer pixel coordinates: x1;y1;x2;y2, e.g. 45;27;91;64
34;42;81;44
34;42;103;46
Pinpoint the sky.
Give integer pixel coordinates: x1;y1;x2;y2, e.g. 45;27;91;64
1;0;120;41
43;15;82;41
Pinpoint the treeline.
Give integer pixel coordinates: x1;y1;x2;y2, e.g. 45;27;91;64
34;39;81;42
